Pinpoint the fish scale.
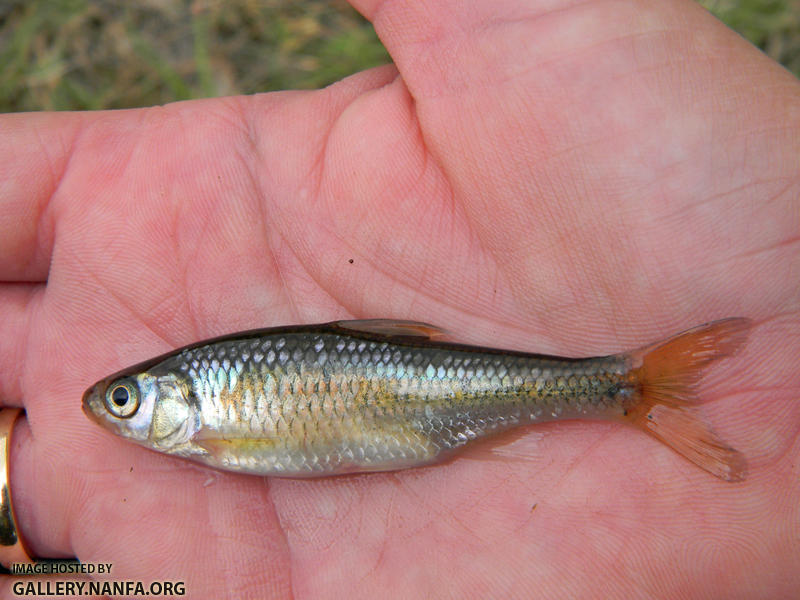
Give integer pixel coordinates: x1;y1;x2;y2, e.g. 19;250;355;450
137;329;630;474
83;318;751;481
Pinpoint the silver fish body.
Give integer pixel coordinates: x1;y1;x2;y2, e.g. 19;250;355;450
82;318;750;481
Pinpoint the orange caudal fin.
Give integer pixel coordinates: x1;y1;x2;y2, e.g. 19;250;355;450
625;318;752;482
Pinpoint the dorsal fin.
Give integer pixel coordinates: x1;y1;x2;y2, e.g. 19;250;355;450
335;319;447;339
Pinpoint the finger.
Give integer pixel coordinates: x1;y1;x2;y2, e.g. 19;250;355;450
0;112;85;282
0;284;43;405
9;413;294;596
355;0;800;220
351;0;800;330
354;0;791;104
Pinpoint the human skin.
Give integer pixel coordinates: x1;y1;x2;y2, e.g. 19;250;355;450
0;0;798;597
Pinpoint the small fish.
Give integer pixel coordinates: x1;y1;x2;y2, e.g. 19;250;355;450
82;318;751;481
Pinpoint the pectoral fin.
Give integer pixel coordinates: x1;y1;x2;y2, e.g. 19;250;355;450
193;430;279;459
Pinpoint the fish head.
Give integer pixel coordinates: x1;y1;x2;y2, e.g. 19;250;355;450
82;371;201;453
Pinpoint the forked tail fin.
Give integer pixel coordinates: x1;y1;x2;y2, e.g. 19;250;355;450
625;318;752;482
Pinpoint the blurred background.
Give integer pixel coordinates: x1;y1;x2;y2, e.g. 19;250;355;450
0;0;797;113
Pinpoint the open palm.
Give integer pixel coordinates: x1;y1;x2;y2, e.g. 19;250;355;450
1;1;798;597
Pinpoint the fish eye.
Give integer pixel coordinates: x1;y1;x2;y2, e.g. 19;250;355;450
105;380;140;419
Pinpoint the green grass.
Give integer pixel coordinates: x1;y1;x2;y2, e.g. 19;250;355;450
700;0;800;76
0;0;797;112
0;0;390;111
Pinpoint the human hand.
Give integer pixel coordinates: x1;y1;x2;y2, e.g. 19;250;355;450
1;0;798;597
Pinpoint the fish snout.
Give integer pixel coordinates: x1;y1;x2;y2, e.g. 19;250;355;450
82;382;106;424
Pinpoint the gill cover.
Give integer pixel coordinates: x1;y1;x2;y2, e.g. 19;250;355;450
149;374;201;449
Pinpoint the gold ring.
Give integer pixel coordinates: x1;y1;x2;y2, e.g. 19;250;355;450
0;408;33;568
